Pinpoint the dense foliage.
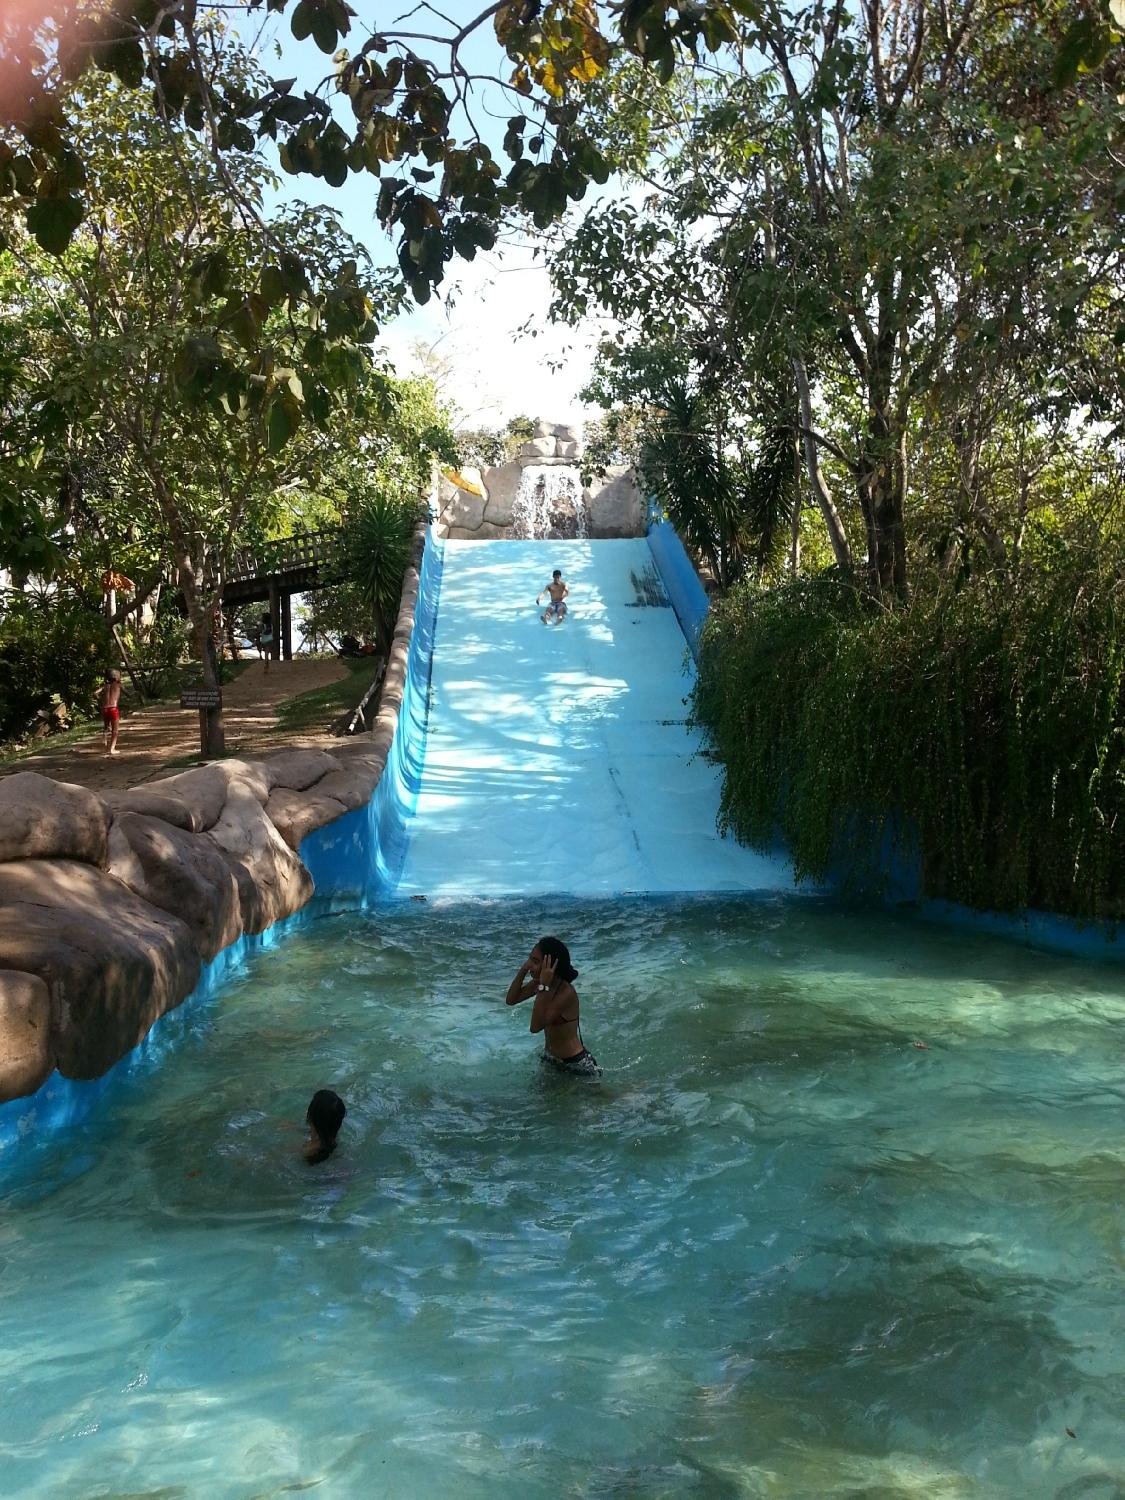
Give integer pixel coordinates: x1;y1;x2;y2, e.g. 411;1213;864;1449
0;587;111;741
0;0;744;402
0;42;453;751
551;0;1124;600
695;530;1124;920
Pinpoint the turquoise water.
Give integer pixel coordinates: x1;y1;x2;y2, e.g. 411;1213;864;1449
2;897;1122;1498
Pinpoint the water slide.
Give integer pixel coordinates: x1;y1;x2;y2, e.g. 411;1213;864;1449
392;536;796;898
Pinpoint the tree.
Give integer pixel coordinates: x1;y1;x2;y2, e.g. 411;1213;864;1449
0;43;405;752
0;1;748;319
548;0;1125;599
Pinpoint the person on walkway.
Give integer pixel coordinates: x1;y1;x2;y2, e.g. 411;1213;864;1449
260;612;274;673
99;670;122;756
506;936;600;1076
304;1089;346;1163
536;570;569;625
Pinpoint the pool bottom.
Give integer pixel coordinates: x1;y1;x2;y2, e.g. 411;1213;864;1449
1;895;1122;1498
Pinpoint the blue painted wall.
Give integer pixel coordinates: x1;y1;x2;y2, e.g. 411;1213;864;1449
646;520;709;661
300;527;444;904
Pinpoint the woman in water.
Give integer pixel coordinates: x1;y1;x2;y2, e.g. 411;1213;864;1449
505;936;600;1076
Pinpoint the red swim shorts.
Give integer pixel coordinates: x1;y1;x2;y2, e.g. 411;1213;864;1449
102;706;120;724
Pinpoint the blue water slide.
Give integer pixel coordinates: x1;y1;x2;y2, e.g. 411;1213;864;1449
391;533;795;898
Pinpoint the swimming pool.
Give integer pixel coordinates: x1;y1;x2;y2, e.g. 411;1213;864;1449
2;896;1121;1497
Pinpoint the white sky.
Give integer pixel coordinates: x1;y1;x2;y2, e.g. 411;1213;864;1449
241;5;617;431
380;239;607;429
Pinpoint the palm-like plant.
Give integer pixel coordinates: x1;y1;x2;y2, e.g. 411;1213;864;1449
346;491;426;655
640;380;797;590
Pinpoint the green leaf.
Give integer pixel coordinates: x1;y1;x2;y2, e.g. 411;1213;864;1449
312;11;340;53
267;392;302;452
291;0;315;42
322;144;349;187
25;194;84;255
1054;15;1107;87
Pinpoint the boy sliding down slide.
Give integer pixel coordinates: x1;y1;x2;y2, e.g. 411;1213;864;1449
536;569;569;625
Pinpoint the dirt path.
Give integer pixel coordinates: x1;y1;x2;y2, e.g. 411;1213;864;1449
1;658;350;792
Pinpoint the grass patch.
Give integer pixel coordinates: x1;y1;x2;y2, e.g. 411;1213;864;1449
274;657;379;736
0;717;101;769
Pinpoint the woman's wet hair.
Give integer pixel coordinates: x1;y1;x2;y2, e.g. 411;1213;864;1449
306;1089;346;1161
536;935;577;982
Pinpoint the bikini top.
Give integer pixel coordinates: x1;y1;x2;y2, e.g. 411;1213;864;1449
537;982;578;1027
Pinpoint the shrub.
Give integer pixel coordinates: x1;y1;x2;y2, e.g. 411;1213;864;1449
122;602;188;699
694;556;1124;921
0;591;113;740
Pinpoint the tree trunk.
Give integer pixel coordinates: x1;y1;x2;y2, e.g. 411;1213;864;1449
952;410;1009;573
173;540;226;757
857;360;909;601
792;355;854;572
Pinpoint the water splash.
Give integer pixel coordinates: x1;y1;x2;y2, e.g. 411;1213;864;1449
511;464;588;539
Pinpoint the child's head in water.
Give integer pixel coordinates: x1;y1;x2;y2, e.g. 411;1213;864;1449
305;1089;346;1163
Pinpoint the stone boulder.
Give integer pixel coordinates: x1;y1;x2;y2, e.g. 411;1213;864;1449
0;772;110;867
102;787;197;832
315;759;382;811
207;782;313;932
208;757;274;805
556;440;580;460
0;970;52;1102
481;459;523;527
107;812;242;961
146;764;230;831
264;786;348;851
585;467;644;538
0;860;200;1082
264;747;342;792
519;437;555;462
444;491;486;531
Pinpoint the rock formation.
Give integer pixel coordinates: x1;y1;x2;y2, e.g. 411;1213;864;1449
435;420;645;540
0;529;428;1110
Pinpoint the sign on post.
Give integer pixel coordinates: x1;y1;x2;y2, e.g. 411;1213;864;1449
180;687;223;710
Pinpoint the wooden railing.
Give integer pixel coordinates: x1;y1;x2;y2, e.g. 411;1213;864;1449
226;529;344;586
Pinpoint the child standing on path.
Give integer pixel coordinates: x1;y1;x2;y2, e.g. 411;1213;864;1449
260;611;274;673
100;670;122;756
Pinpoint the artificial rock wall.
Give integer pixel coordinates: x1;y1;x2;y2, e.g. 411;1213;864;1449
0;532;426;1108
435;420;645;540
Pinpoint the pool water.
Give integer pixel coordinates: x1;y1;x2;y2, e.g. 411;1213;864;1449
1;897;1122;1498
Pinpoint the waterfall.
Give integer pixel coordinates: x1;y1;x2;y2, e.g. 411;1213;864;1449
511;465;588;539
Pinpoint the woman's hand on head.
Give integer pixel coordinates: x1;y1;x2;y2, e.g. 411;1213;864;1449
539;953;557;987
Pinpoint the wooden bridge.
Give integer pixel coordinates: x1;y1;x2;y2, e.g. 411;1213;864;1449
222;529;347;660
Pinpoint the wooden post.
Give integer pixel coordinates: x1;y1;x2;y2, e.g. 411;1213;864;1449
281;590;293;661
268;579;280;669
